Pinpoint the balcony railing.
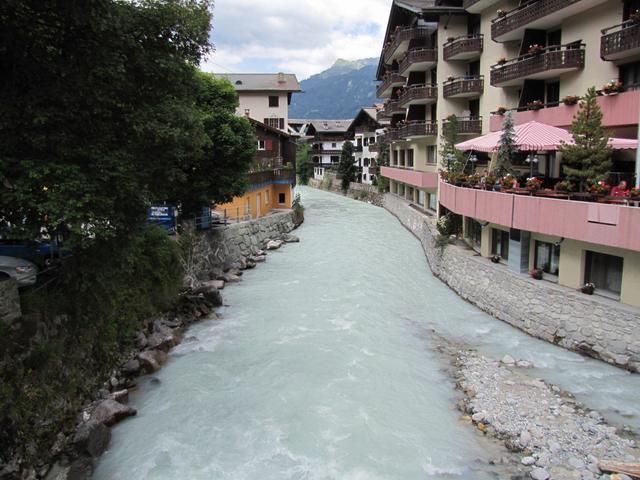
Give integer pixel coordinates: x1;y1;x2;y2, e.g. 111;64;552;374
310;149;343;155
354;145;363;152
381;128;400;143
443;76;484;98
369;144;381;153
601;21;640;61
443;116;483;134
383;26;432;63
248;168;295;185
491;0;602;41
385;98;406;116
398;48;438;75
490;44;585;87
376;72;406;98
376;109;388;121
399;84;438;107
398;121;437;139
443;35;483;61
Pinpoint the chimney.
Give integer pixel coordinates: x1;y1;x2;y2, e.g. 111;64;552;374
277;72;285;84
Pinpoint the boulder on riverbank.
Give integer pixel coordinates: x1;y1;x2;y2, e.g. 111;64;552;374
90;399;136;427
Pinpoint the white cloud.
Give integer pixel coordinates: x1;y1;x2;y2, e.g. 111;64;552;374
201;0;392;79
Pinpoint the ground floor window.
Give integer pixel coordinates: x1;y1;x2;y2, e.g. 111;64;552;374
418;190;426;207
265;190;270;204
428;193;437;211
330;156;339;164
467;218;482;250
534;241;560;275
278;192;286;204
585;251;623;295
491;229;510;260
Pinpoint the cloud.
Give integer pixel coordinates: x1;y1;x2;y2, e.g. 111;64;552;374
201;0;392;79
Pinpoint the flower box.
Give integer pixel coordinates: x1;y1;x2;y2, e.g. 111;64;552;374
561;95;579;106
527;100;544;110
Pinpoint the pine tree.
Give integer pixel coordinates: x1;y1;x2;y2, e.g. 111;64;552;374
439;115;466;173
338;140;356;192
495;111;516;176
559;87;612;191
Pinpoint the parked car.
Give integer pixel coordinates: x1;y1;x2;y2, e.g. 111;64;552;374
0;239;71;268
0;255;38;286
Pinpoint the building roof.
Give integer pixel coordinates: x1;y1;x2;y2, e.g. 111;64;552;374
307;119;353;134
214;73;301;92
348;108;388;132
248;118;293;139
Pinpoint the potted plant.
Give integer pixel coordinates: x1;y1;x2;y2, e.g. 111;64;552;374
588;180;611;195
580;282;595;295
629;186;640;199
629;9;640;22
496;57;507;65
525;177;543;191
468;172;481;186
447;36;455;43
528;44;544;55
562;95;579;106
496;8;507;17
554;180;574;192
500;173;517;188
531;268;543;280
483;173;498;189
455;173;468;186
439;169;451;183
527;100;544;110
496;106;507;115
602;80;622;95
491;254;501;263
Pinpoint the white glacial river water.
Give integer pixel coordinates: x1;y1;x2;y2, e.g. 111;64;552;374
93;186;640;480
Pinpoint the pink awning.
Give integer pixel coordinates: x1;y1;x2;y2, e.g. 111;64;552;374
455;120;637;152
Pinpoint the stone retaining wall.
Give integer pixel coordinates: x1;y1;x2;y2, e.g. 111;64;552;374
307;177;384;206
0;279;21;325
189;210;298;282
384;193;640;372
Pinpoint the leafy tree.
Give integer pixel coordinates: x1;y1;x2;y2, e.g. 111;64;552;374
495;111;516;176
0;0;219;246
439;115;466;173
375;142;390;192
559;87;612;191
338;140;356;192
296;143;312;185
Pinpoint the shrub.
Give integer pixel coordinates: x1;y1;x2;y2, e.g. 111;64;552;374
436;213;462;237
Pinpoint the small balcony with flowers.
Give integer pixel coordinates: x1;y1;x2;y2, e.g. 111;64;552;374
491;0;609;42
443;35;483;61
443;75;484;99
490;44;585;87
398;84;438;108
600;13;640;61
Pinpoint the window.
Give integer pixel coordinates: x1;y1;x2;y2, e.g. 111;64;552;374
399;149;406;166
418;190;426;206
426;146;437;164
269;96;279;107
620;61;640;90
534;241;560;276
491;229;510;261
392;150;398;166
278;193;286;204
264;118;284;130
407;149;414;168
257;140;265;150
585;251;623;295
428;193;437;211
546;81;560;107
265;190;270;204
467;219;482;249
363;158;370;167
330;156;339;164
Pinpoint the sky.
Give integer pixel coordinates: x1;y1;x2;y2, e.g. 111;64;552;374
201;0;393;80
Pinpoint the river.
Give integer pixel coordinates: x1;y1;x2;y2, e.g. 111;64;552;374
94;186;640;479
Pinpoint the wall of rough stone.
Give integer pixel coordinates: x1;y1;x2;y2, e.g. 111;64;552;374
0;279;21;326
189;210;298;282
384;193;640;372
307;178;384;206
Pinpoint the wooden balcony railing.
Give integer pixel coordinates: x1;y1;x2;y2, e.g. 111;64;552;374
368;144;381;153
491;0;583;41
376;109;388;121
443;35;483;61
443;116;483;134
248;168;295;185
399;84;438;106
381;128;400;143
385;98;406;115
376;72;406;98
398;48;438;74
383;26;432;63
443;76;484;98
399;121;438;139
601;21;640;60
490;44;585;87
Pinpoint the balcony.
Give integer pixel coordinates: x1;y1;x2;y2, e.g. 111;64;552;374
399;84;438;107
491;0;608;42
381;128;400;143
383;27;432;64
248;168;296;186
377;72;406;98
385;98;406;116
439;182;640;252
490;44;585;87
398;121;438;139
443;76;484;98
443;116;483;135
601;21;640;61
463;0;500;13
443;35;483;61
376;109;388;121
398;48;438;75
354;145;363;152
368;144;381;153
381;166;439;189
488;89;640;131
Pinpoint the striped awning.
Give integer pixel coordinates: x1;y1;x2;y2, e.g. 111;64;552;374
455;120;637;152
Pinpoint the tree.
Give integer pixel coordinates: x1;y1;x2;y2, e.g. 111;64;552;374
495;111;516;176
559;87;612;191
375;142;390;192
0;0;222;246
439;115;466;173
296;143;312;185
338;140;356;192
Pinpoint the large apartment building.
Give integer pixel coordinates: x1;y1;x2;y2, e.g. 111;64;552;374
377;0;640;306
214;73;300;220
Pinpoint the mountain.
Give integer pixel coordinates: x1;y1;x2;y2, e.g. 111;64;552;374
289;58;381;120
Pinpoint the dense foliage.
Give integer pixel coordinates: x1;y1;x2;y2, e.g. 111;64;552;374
338;141;356;192
495;111;516;176
559;87;612;191
439;115;466;173
296;144;312;185
375;142;390;192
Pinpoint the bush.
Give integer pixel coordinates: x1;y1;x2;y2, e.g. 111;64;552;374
321;175;333;190
436;213;462;237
